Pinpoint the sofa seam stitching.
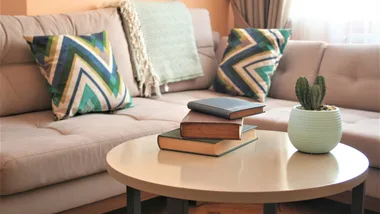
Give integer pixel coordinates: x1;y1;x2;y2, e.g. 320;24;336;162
315;43;328;75
0;21;8;64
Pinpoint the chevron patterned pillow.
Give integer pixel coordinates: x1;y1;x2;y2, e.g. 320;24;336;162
25;31;133;120
213;28;291;102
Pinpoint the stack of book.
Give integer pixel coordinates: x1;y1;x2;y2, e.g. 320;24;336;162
157;97;265;157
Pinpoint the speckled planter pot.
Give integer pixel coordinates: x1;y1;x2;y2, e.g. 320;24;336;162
288;105;342;154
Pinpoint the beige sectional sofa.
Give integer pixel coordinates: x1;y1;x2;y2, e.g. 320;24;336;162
0;7;379;214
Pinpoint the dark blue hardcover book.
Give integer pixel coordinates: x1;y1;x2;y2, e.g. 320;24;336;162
187;97;265;119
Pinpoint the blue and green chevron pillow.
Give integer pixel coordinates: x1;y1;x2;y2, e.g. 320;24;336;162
25;31;133;120
213;28;291;102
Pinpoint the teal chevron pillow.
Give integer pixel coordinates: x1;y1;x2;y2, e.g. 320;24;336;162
213;28;291;102
25;31;133;120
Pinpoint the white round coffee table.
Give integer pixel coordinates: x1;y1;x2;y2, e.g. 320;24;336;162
106;130;369;214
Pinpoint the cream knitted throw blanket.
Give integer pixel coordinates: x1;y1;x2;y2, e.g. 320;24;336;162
103;0;161;97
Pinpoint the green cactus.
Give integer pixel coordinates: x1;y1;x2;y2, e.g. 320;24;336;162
309;85;322;110
295;75;327;110
295;77;310;109
313;75;326;106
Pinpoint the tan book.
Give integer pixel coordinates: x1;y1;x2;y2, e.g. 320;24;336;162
158;125;257;157
180;110;243;139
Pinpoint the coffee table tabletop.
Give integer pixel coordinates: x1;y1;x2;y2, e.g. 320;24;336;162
106;130;369;214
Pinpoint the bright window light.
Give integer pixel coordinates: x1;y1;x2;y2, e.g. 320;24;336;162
289;0;380;44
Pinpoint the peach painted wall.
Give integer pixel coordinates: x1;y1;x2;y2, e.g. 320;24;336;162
0;0;27;15
23;0;231;35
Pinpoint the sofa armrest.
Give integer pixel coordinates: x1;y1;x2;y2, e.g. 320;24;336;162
215;36;228;63
212;31;220;52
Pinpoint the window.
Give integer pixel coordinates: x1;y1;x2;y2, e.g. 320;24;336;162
288;0;380;44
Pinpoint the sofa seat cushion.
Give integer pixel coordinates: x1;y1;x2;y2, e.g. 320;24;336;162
1;90;379;196
0;98;189;195
244;98;297;131
159;91;380;168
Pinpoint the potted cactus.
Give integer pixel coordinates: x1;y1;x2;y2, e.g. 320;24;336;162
288;76;342;154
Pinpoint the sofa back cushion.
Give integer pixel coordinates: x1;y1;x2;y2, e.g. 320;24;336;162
319;45;380;112
160;9;218;94
0;8;139;117
268;40;328;101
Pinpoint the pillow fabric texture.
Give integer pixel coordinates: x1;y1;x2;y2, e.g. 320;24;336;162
25;31;133;120
114;0;203;97
213;28;291;102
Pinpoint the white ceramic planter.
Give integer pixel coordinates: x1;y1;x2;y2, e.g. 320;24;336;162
288;105;342;154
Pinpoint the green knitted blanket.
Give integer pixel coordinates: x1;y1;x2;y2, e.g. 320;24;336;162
115;0;203;97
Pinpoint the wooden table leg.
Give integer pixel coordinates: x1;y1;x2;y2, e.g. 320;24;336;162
264;203;277;214
351;181;365;214
167;197;188;214
127;186;141;214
